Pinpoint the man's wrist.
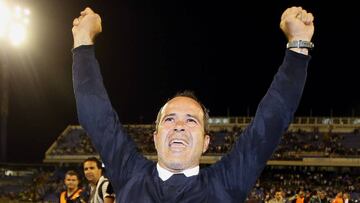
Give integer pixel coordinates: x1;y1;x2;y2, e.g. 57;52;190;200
286;40;314;50
73;35;94;48
289;48;308;55
286;40;314;55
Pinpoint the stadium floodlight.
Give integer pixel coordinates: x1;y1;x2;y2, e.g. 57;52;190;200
0;1;30;46
0;1;30;162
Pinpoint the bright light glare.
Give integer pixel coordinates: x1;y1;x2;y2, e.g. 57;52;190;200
9;24;26;46
15;6;21;18
24;8;30;16
0;2;30;46
0;2;11;37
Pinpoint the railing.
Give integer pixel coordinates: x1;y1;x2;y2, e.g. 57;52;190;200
209;116;360;125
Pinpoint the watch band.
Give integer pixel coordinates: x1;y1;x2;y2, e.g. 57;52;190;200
286;40;314;50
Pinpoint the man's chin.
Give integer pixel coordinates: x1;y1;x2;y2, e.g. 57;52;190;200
167;161;187;171
86;177;94;182
168;145;188;153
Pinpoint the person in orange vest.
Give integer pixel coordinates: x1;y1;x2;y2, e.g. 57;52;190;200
60;170;84;203
269;189;286;203
295;190;305;203
332;192;344;203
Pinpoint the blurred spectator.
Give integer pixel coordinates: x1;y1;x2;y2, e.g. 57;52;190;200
60;170;83;203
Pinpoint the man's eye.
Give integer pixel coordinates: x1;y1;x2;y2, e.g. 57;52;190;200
164;117;174;122
187;118;197;123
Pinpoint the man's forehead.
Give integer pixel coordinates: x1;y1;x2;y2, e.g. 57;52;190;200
162;96;203;114
84;161;98;167
66;175;78;179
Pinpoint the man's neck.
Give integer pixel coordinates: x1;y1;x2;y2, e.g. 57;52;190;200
89;177;100;188
67;188;78;196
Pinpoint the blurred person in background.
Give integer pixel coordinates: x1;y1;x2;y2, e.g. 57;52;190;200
83;157;115;203
60;170;84;203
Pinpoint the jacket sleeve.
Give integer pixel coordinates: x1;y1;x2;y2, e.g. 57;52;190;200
72;45;152;192
209;50;311;199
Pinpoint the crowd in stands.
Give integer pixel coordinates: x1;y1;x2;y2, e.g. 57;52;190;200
1;165;359;202
246;166;360;202
2;122;358;202
0;165;61;202
48;129;95;155
274;129;360;159
47;125;360;159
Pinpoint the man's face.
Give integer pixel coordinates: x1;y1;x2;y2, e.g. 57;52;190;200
275;192;283;200
83;161;102;185
64;174;79;190
154;96;210;172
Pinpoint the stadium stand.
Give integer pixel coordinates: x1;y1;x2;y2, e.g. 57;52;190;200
44;116;360;166
1;116;359;202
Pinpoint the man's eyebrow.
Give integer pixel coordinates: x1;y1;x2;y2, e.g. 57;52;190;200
186;114;200;121
186;114;196;117
162;113;176;120
162;113;201;123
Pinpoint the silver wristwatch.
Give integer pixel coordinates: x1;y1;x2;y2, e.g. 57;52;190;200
286;40;314;50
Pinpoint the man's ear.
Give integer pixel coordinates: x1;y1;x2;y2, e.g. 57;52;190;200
202;134;210;153
153;131;158;150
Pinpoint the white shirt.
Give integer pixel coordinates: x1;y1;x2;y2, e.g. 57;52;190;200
90;176;110;203
157;163;199;181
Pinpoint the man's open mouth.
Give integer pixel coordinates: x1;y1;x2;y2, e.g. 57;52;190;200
168;139;188;148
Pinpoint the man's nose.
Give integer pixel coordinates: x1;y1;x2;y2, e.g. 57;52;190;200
174;120;185;132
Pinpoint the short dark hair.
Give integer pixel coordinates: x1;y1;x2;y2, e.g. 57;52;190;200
65;170;80;180
155;90;210;134
83;156;103;170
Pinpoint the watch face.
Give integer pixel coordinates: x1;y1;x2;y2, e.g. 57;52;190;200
287;40;314;49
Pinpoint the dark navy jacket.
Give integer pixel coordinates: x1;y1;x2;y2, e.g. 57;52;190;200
72;45;310;203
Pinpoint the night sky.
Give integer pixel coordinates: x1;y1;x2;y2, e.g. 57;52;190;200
2;0;359;163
